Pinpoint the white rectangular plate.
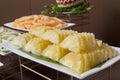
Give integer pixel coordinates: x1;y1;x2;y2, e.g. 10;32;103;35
2;40;120;79
4;22;75;31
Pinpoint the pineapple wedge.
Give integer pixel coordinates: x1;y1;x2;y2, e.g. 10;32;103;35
29;26;57;37
12;33;36;48
11;27;118;74
42;44;69;61
24;37;52;56
60;33;98;53
60;44;117;74
41;29;77;44
60;52;85;73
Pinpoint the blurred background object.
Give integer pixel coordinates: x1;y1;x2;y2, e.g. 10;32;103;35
0;0;120;47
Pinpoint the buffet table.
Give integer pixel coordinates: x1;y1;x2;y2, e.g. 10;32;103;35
1;13;120;80
2;34;120;80
1;53;119;80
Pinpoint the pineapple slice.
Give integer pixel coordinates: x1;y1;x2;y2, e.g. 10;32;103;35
29;26;57;37
24;37;52;56
83;53;91;72
60;52;85;73
30;27;77;44
61;29;78;35
60;34;80;53
102;43;117;59
60;33;98;53
42;44;69;61
60;44;118;74
12;33;36;48
41;29;77;44
41;29;62;44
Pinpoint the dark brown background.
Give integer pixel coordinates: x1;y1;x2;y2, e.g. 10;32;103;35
0;0;120;46
0;0;120;80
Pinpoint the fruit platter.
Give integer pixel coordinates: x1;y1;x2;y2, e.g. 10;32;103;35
1;27;120;79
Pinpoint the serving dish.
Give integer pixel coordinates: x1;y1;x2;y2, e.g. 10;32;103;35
1;40;120;79
4;22;75;31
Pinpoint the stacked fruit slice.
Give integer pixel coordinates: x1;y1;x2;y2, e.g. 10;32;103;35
12;27;118;74
60;43;117;73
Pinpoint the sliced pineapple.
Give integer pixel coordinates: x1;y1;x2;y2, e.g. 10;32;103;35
60;44;118;74
60;33;98;53
61;29;78;35
60;34;80;53
11;27;118;74
41;29;62;44
29;26;57;37
42;44;69;61
12;33;36;48
60;52;85;73
24;37;52;56
41;29;77;44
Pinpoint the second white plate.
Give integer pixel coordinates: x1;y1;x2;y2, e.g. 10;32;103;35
4;22;75;31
